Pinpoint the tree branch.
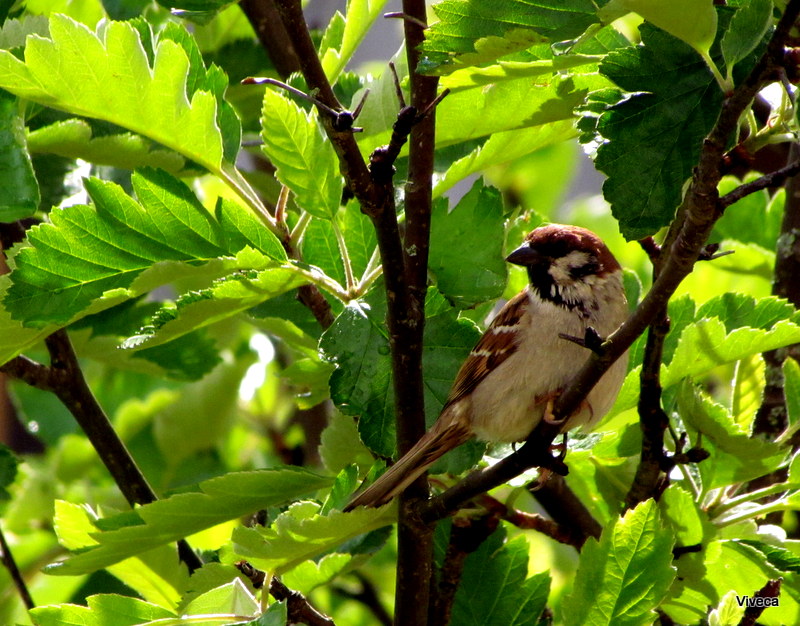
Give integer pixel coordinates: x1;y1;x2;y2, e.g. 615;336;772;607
0;523;33;610
719;158;800;209
273;0;378;207
239;0;301;79
1;331;202;573
392;2;440;624
625;311;671;509
430;514;499;626
235;561;336;626
755;142;800;437
530;474;602;547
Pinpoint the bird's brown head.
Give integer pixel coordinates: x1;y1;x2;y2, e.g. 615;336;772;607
506;224;622;310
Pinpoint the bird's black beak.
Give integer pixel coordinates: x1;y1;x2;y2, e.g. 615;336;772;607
506;242;542;267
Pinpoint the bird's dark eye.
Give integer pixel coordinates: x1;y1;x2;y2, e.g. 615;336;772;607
570;260;600;279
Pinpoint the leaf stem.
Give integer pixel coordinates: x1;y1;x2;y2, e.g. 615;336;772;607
331;216;357;294
290;210;312;249
284;262;350;302
218;166;283;238
711;482;795;518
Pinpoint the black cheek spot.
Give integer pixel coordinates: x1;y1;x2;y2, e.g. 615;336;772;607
570;261;600;280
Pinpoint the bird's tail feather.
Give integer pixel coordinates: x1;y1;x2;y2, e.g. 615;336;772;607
344;416;471;510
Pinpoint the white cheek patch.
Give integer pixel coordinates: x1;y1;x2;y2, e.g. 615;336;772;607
548;250;591;284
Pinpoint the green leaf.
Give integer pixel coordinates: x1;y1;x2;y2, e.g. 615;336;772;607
31;595;176;626
121;267;307;350
280;357;335;409
318;412;375;474
231;500;395;574
150;357;251;468
419;0;601;74
340;199;377;280
676;382;786;489
281;553;352;595
301;217;346;287
433;120;578;198
27;119;186;173
0;90;39;221
695;294;799;334
429;180;507;307
253;601;288;626
736;539;800;574
321;292;481;459
713;176;783;249
182;579;258;618
721;0;772;73
659;485;709;548
0;15;49;50
594;22;723;239
260;88;342;219
157;0;232;11
320;0;390;83
451;533;551;625
358;64;600;154
320;301;395;456
785;359;800;433
601;0;717;57
0;15;224;170
54;500;186;609
3;169;286;330
564;500;675;626
46;468;333;575
708;591;746;626
664;317;800;387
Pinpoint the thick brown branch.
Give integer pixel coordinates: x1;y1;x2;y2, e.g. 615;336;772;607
739;579;782;626
272;0;377;207
393;2;440;625
531;474;602;547
236;561;336;626
239;0;300;78
625;311;671;509
430;514;499;626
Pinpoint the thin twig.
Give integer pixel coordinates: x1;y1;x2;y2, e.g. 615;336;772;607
270;576;336;626
0;524;34;610
719;158;800;208
625;310;671;509
236;561;336;626
430;514;499;626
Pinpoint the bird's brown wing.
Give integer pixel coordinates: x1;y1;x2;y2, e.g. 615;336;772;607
443;289;528;409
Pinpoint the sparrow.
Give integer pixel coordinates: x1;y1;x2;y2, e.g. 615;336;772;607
345;224;629;510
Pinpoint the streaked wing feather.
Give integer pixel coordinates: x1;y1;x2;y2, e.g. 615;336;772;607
443;289;528;408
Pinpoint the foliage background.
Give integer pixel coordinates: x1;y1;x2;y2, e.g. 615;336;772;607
0;0;799;625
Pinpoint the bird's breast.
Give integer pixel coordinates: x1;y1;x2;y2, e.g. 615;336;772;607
469;287;628;442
